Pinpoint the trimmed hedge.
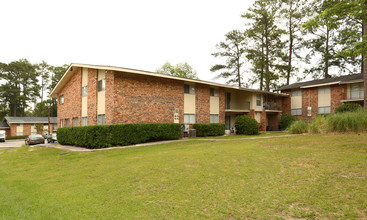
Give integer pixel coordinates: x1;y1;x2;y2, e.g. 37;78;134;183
235;115;259;135
193;123;225;137
6;135;28;140
57;123;182;149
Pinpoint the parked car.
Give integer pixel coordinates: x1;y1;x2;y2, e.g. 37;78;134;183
25;134;45;145
0;130;6;142
47;133;57;143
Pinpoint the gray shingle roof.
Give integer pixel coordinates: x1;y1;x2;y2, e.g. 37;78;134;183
5;117;57;124
0;122;10;129
279;74;363;91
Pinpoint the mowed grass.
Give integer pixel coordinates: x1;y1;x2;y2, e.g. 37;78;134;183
191;131;287;139
0;134;367;219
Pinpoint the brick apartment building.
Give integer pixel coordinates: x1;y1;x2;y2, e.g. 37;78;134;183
1;117;58;137
279;74;364;120
50;64;288;132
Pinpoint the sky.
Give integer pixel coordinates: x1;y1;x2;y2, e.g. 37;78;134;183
1;0;257;86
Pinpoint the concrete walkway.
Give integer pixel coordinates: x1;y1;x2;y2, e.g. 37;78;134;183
38;134;298;153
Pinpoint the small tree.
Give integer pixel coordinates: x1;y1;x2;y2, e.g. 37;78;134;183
156;62;198;79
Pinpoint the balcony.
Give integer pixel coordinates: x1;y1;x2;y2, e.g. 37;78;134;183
225;101;250;113
263;102;281;112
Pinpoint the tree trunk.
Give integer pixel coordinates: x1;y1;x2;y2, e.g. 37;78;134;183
363;11;367;108
260;36;265;91
236;44;241;87
287;1;293;85
265;34;270;91
325;27;330;78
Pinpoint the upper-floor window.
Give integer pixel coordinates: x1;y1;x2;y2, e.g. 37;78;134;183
82;86;88;97
256;94;262;106
351;83;364;99
225;93;231;109
318;86;330;94
184;84;195;94
291;90;301;97
210;88;219;97
60;95;64;104
98;79;105;92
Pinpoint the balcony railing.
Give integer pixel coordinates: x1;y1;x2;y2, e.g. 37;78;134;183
225;101;250;111
263;102;281;111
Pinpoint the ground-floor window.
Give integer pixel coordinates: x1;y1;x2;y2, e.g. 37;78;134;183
184;114;195;124
16;132;23;136
72;117;79;127
97;114;105;125
81;117;88;126
210;114;219;123
65;119;70;127
291;108;302;116
53;123;57;130
318;106;331;114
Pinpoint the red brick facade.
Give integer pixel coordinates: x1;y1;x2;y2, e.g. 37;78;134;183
87;69;98;126
196;85;210;123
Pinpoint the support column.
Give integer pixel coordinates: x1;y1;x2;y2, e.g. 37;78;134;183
260;110;267;131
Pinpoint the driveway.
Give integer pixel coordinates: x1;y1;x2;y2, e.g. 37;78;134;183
0;139;25;150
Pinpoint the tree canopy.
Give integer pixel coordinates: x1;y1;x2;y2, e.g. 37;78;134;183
156;62;199;79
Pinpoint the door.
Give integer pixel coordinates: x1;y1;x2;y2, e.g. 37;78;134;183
225;116;231;130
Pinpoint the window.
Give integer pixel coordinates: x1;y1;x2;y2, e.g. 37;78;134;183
226;93;231;109
82;86;88;97
256;94;262;106
184;114;195;123
210;88;219;97
184;84;195;94
81;117;88;126
97;114;105;125
350;83;364;99
17;123;22;127
60;119;63;128
291;90;301;96
210;114;219;123
72;117;79;127
318;106;331;114
60;95;64;104
53;123;57;130
291;108;302;116
98;79;105;92
318;86;330;94
16;132;23;136
65;119;70;127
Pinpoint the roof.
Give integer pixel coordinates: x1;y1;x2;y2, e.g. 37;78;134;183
4;117;57;124
50;63;289;98
279;74;364;90
0;122;10;129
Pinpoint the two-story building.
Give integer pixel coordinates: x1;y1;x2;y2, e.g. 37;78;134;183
50;64;288;132
279;74;364;120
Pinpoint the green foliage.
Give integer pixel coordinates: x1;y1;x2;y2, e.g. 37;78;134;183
57;123;182;149
288;120;308;134
156;62;198;79
280;113;297;130
234;115;259;135
335;103;362;113
192;123;225;137
210;30;246;87
308;116;326;134
6;135;28;140
325;110;367;133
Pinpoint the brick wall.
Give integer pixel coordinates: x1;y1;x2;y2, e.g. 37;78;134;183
10;124;17;136
23;124;31;136
282;90;291;114
58;67;82;128
113;72;184;124
219;88;225;123
196;84;210;123
331;84;347;112
87;69;98;125
105;70;115;125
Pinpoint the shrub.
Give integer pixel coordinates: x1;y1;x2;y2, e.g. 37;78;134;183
57;123;182;149
288;120;308;134
193;123;225;137
234;115;259;135
325;109;367;133
6;135;28;140
335;103;362;113
280;113;297;130
308;116;326;134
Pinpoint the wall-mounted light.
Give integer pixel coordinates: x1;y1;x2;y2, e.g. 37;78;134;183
70;67;73;71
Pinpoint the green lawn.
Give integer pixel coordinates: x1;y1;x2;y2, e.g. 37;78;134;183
0;134;366;219
191;131;288;139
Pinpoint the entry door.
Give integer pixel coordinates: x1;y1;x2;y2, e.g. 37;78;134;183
225;116;231;130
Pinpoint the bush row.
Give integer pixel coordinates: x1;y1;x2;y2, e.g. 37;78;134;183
193;123;225;137
235;115;259;135
57;123;182;149
6;135;28;140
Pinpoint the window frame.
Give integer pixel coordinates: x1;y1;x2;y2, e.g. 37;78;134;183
184;114;195;124
291;108;302;116
184;84;195;95
72;117;79;127
97;79;106;92
81;117;88;126
291;90;301;97
60;95;64;104
210;88;219;97
82;86;88;97
318;106;331;114
210;114;219;123
256;94;262;106
97;114;105;125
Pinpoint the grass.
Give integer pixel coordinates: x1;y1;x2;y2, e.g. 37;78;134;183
190;131;287;139
0;134;367;219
